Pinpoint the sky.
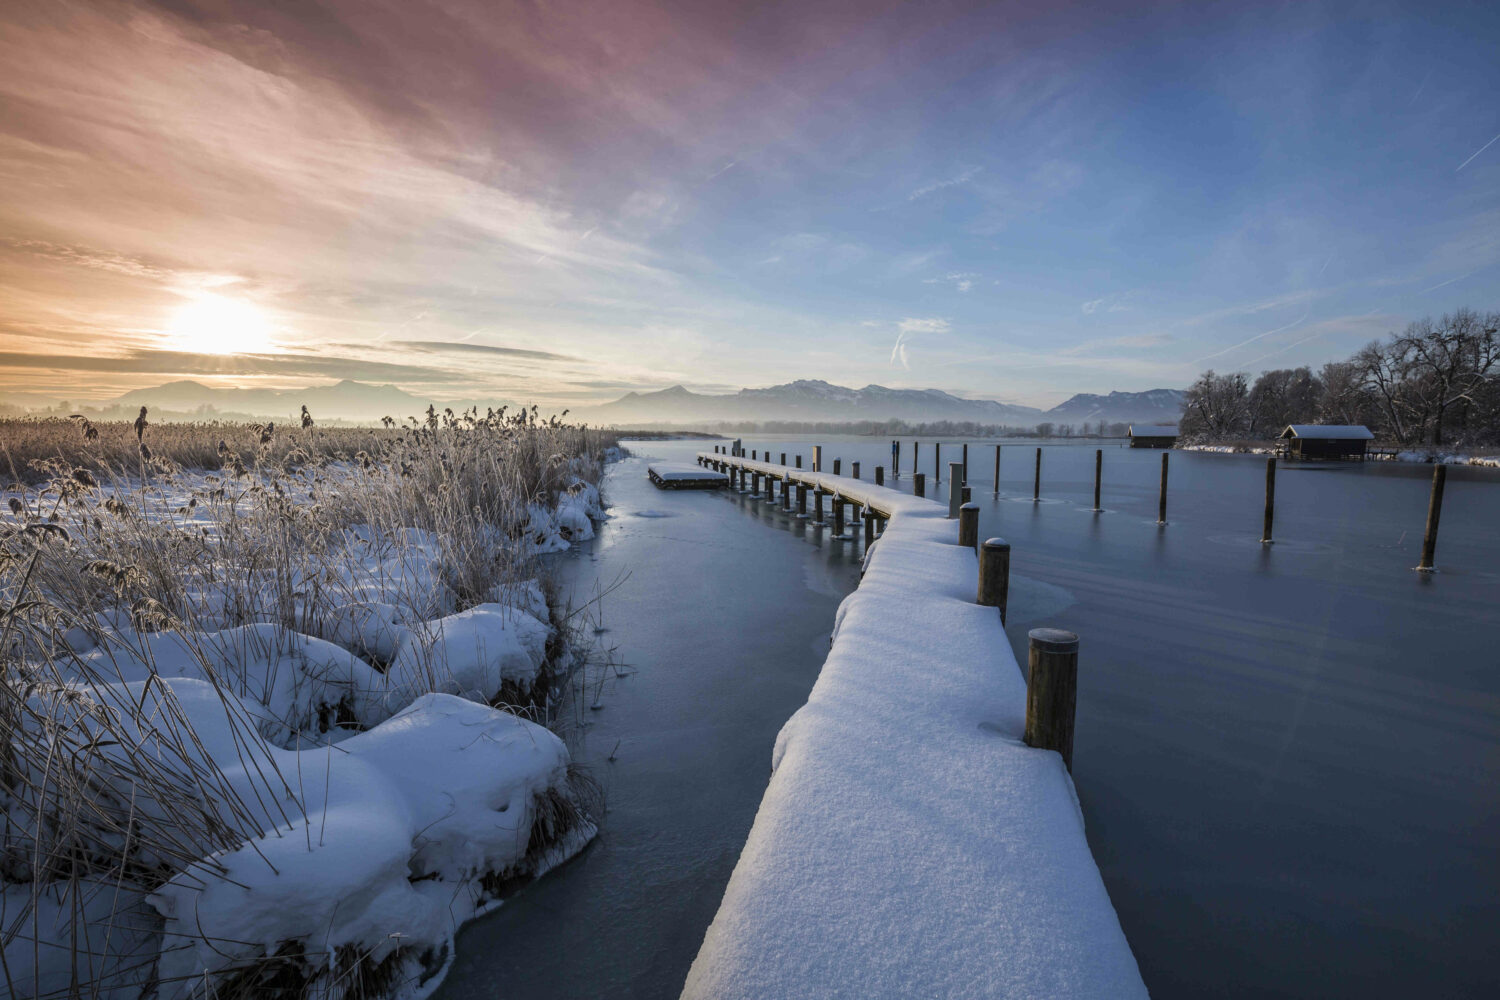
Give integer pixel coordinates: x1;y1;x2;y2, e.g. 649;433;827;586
1;0;1498;411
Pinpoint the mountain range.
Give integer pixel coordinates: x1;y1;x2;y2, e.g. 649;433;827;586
1;378;1185;428
579;380;1184;428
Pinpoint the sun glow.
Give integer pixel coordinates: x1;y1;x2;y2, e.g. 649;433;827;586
165;296;276;355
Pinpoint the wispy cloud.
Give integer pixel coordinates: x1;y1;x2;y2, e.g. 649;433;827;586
909;166;982;201
890;317;950;369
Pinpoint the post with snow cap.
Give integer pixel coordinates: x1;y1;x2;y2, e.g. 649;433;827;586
833;495;846;536
959;502;980;549
948;462;964;518
1260;457;1276;544
813;487;825;524
978;537;1010;625
813;445;822;473
914;472;926;498
875;465;885;486
1157;452;1169;525
1025;628;1078;772
1416;464;1446;572
797;482;808;517
1033;447;1042;502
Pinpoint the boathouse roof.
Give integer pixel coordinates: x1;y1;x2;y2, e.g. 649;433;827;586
1280;424;1374;440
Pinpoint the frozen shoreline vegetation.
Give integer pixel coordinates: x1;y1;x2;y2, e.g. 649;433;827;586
682;456;1146;999
1;408;615;1000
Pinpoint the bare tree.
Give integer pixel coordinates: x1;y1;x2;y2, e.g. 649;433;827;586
1180;370;1250;440
1392;309;1500;445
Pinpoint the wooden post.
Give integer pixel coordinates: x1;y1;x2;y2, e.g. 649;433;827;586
893;440;901;478
978;537;1010;624
781;452;787;465
1416;464;1447;572
1157;452;1169;525
782;477;791;509
1033;447;1042;502
852;461;861;480
875;466;885;486
797;482;808;517
959;501;979;549
914;472;926;498
1092;448;1103;512
766;472;775;502
813;488;825;524
1260;457;1276;544
752;450;757;460
935;442;941;483
993;445;1001;495
962;485;972;505
913;440;920;479
962;443;969;483
813;446;822;472
833;496;845;535
864;511;876;552
834;458;842;475
796;455;802;469
948;462;963;518
751;470;761;496
1025;629;1078;772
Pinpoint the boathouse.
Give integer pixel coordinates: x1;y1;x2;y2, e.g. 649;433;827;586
1278;424;1374;460
1128;424;1178;448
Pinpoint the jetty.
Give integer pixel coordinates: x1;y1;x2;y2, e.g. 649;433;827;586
681;450;1146;999
647;461;729;490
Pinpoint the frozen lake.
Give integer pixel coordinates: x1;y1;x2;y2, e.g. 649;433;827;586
441;436;1500;998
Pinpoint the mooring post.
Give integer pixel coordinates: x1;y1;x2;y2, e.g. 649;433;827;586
959;501;979;549
781;452;787;465
813;488;825;524
1025;628;1079;772
813;445;822;472
864;511;876;552
1157;452;1169;525
834;458;842;476
948;462;963;518
993;445;1001;495
962;485;972;505
833;496;846;536
752;450;757;460
893;440;901;478
935;442;942;483
852;461;861;480
1416;464;1447;572
751;470;761;497
1092;449;1103;512
1033;447;1042;502
962;443;969;483
797;482;808;517
796;455;802;469
913;440;920;478
875;466;885;486
766;473;776;503
1260;457;1276;544
782;477;791;509
978;537;1010;624
914;472;926;498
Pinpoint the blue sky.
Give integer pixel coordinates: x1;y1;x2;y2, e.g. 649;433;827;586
1;0;1497;408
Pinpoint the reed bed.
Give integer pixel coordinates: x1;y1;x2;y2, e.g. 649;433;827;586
1;406;618;999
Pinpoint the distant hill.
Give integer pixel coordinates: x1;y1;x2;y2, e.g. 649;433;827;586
580;380;1184;428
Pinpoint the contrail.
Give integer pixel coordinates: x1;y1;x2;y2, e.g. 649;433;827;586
1193;310;1310;364
1456;130;1500;172
1240;327;1328;370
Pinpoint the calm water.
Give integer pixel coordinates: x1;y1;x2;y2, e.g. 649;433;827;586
442;436;1500;999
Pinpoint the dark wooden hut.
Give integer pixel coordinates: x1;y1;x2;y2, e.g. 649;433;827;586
1128;424;1179;449
1278;425;1374;460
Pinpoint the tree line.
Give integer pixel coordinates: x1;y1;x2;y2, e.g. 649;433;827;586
1181;308;1499;446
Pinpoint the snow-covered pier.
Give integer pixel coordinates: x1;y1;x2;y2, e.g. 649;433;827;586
681;451;1146;999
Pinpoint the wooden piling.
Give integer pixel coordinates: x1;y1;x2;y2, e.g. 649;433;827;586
1157;452;1169;525
752;450;757;460
913;440;920;478
833;496;846;536
875;466;885;486
852;461;861;480
959;501;979;549
1033;448;1042;502
782;477;791;509
813;488;825;524
781;452;787;465
1092;449;1102;512
813;446;822;472
962;485;972;505
834;458;842;476
797;482;808;517
1260;457;1276;544
1416;464;1447;572
962;443;969;483
993;445;1001;495
1025;628;1078;772
893;440;901;478
796;455;803;469
978;537;1010;624
935;442;942;483
864;511;876;552
948;462;964;518
914;472;926;498
766;473;775;502
751;470;761;496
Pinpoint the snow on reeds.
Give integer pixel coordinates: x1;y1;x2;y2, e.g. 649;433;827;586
1;407;615;999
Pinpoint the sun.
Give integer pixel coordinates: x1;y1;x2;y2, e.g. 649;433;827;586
165;296;276;355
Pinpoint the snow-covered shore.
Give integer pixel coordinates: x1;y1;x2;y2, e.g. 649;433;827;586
1181;442;1500;467
3;454;610;999
682;456;1146;999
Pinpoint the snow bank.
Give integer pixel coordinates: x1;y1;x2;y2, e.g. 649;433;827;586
683;455;1145;999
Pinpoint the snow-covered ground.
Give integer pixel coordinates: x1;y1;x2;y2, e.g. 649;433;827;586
681;456;1146;998
1181;442;1500;467
2;461;609;999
